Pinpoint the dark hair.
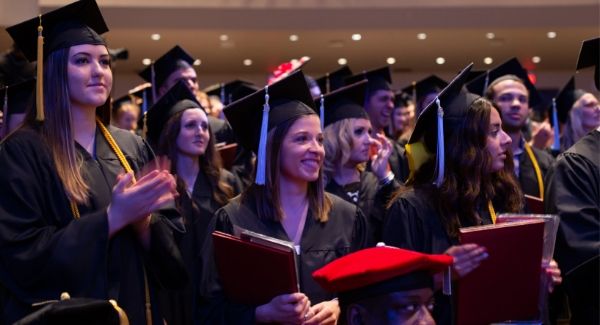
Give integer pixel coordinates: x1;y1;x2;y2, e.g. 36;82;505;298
157;109;233;206
243;114;332;222
392;98;522;238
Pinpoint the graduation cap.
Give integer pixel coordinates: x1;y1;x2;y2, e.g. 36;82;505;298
466;69;486;83
407;63;479;187
466;57;543;109
345;66;393;97
548;76;587;151
138;45;195;100
394;91;412;108
401;75;448;107
1;78;35;137
14;295;128;325
315;65;353;94
145;79;203;146
204;80;256;106
576;37;599;90
6;0;108;122
224;70;316;185
316;80;368;128
312;245;453;305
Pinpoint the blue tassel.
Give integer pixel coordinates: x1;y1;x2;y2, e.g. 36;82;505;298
551;98;560;151
319;94;325;130
434;98;445;187
255;86;270;185
141;88;148;114
150;64;157;104
220;83;225;104
482;72;490;96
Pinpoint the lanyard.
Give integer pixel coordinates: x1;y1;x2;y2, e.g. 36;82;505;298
523;142;544;200
488;200;497;224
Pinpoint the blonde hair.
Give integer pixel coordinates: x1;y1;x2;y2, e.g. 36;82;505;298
323;118;355;184
561;94;593;151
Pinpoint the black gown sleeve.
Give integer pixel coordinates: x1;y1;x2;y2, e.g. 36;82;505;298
197;207;257;325
0;131;112;321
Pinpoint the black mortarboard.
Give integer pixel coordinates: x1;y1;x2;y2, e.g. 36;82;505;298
408;63;480;187
394;91;412;108
345;66;392;96
401;75;448;104
466;57;543;109
1;78;35;116
466;69;486;83
145;80;203;146
138;45;195;91
230;83;260;103
204;80;256;106
316;80;368;127
224;70;316;185
576;37;599;90
14;296;127;325
6;0;108;121
6;0;108;62
315;65;353;94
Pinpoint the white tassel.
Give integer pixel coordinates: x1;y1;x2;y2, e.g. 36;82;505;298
434;98;445;187
319;94;325;130
255;86;270;185
551;98;560;151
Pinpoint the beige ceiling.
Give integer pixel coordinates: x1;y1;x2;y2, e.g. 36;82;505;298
0;0;599;89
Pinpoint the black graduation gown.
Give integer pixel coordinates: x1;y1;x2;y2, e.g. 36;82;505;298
382;187;493;325
158;168;236;325
545;130;599;324
198;193;368;324
325;171;400;244
519;144;554;199
389;141;410;183
0;127;186;325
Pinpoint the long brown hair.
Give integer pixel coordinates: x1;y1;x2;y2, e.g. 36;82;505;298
243;114;332;222
157;109;233;206
27;48;88;204
392;98;522;238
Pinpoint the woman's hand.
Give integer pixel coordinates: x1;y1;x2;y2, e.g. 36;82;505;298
255;293;311;324
107;170;177;237
445;244;488;279
544;259;562;293
304;299;340;325
370;133;393;181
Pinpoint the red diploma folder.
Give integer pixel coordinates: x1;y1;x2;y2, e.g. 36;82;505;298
524;194;544;214
212;230;299;305
456;220;545;325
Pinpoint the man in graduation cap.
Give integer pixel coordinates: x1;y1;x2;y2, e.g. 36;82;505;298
469;58;555;204
346;67;409;182
313;245;453;325
401;75;448;117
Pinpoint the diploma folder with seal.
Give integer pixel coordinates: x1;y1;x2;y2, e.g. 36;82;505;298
212;228;300;305
457;219;545;325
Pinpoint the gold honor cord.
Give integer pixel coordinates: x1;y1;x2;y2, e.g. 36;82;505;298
70;119;151;325
523;142;545;200
488;200;497;224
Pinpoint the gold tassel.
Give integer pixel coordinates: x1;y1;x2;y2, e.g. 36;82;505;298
36;15;44;121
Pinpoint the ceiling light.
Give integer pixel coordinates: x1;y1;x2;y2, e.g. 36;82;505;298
486;32;495;40
338;58;348;65
436;57;445;65
417;33;427;40
532;56;541;64
547;31;557;39
219;34;229;42
483;57;493;65
142;58;152;66
289;34;299;42
150;33;161;41
386;57;396;65
351;34;362;41
193;59;202;66
243;59;253;66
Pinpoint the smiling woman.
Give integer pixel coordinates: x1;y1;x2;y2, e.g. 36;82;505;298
198;70;368;325
0;1;186;324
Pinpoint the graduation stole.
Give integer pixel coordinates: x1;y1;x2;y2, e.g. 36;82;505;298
523;142;544;200
69;118;152;325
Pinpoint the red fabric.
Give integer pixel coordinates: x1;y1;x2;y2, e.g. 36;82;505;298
312;246;452;293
